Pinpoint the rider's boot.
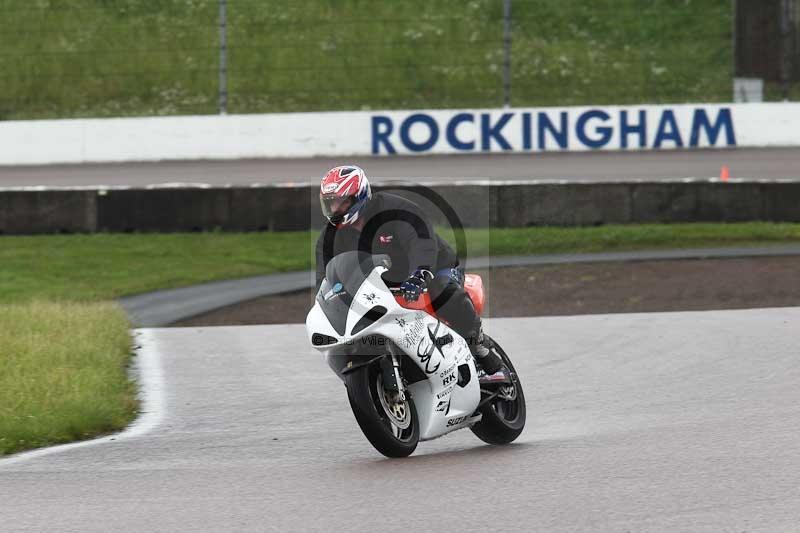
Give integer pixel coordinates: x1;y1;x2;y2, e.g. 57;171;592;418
469;325;503;375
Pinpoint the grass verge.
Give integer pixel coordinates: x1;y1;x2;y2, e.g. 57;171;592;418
452;223;800;257
0;301;135;456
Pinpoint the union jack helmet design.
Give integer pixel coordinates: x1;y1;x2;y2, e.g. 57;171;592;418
319;165;372;226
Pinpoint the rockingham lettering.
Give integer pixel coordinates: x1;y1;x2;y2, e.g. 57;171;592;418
371;107;736;154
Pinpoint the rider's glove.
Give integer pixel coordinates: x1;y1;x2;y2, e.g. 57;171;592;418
400;268;434;302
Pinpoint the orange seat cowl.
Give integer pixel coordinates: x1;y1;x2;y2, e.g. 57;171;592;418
394;293;436;316
464;274;485;316
393;273;485;318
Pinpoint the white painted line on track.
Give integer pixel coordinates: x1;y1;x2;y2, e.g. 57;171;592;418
0;328;165;467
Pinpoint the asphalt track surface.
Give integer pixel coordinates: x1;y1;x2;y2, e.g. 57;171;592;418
3;309;800;532
2;148;800;187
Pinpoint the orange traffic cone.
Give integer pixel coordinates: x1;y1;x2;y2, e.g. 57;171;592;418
720;165;730;182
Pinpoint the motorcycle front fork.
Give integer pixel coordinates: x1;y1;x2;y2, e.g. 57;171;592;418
379;350;406;402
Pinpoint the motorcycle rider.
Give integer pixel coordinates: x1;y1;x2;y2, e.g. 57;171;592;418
315;165;503;374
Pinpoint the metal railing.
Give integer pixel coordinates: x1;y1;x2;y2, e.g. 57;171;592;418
0;0;793;120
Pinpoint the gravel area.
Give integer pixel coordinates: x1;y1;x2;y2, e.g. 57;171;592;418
172;256;800;326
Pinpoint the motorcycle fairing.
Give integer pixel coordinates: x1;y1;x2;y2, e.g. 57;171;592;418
307;263;482;441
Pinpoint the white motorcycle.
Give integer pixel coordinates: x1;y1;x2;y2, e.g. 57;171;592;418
305;251;526;457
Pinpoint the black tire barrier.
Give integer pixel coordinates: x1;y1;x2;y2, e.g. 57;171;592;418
1;181;799;235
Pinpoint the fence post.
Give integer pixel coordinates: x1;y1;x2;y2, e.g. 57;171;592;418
731;0;736;100
219;0;228;114
503;0;512;107
781;0;794;100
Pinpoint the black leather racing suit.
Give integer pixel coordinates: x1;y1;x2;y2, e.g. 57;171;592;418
315;191;482;340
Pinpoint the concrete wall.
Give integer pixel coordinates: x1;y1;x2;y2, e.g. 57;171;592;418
3;103;800;165
1;181;799;235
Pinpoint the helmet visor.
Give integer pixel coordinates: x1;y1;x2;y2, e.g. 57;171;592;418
320;195;354;223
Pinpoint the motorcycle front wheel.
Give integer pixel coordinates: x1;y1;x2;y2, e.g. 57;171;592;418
470;334;527;445
345;361;419;458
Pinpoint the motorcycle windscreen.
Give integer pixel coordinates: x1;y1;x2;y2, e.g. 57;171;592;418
316;251;378;336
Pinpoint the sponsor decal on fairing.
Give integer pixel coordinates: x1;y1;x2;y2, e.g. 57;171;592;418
323;282;345;301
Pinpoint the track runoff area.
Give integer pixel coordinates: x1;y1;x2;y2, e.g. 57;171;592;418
2;310;799;531
2;148;800;187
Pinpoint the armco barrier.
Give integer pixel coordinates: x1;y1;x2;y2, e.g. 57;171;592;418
1;181;799;235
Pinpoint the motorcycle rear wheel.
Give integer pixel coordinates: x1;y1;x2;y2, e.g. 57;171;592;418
345;362;419;458
470;335;527;445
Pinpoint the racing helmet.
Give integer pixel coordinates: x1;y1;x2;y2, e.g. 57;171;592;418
319;165;372;226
